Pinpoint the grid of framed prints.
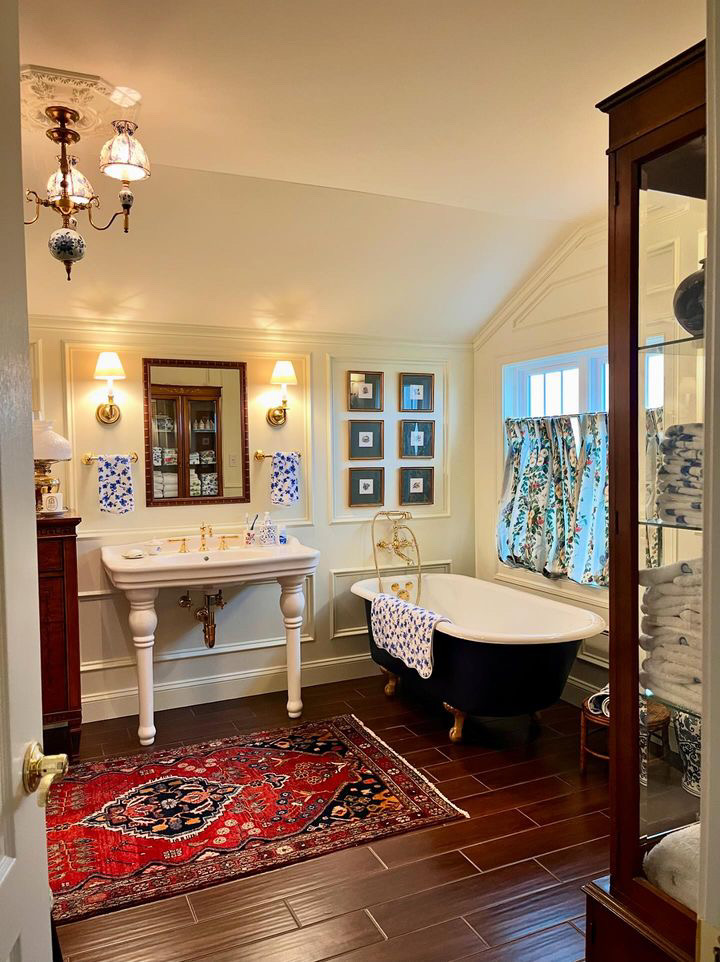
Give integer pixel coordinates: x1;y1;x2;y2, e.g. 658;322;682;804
346;369;438;509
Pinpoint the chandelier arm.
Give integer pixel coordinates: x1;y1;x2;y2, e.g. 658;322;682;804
86;204;126;232
24;191;42;226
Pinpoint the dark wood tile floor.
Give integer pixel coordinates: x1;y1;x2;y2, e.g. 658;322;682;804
56;676;608;962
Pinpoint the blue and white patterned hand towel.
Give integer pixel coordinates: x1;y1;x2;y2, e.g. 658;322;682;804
270;452;301;505
97;455;135;514
370;593;449;679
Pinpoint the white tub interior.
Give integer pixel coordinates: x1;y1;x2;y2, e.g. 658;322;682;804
351;573;605;644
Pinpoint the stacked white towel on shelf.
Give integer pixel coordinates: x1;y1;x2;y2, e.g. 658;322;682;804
189;469;201;496
657;424;703;526
639;558;703;714
153;470;164;498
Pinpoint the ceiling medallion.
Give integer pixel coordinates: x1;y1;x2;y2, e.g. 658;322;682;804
22;71;150;280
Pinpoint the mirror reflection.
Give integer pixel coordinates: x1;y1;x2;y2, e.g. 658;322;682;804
143;359;249;505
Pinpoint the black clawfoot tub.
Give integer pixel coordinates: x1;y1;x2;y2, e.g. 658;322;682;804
351;574;606;742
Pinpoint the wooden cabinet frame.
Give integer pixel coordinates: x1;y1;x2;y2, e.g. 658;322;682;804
585;42;705;962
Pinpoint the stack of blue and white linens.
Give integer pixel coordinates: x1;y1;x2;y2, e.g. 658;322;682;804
657;423;703;527
639;558;702;714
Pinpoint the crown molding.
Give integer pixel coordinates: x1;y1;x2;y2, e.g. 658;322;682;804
472;217;607;351
28;314;473;353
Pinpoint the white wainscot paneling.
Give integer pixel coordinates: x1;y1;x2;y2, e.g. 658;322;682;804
330;560;452;640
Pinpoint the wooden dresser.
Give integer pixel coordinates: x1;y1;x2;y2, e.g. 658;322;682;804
37;516;82;756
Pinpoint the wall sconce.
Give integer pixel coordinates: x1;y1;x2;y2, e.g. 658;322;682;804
266;360;297;426
94;351;126;424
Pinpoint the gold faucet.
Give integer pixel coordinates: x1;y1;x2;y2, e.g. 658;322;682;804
169;537;189;553
218;534;241;551
199;521;213;551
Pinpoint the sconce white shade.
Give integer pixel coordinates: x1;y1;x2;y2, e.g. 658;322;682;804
270;360;297;386
100;120;151;182
46;155;94;208
32;420;71;462
94;351;126;380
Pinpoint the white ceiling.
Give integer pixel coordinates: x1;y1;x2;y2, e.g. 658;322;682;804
19;0;706;340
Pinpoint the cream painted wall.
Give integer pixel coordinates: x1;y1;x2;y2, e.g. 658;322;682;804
30;316;475;721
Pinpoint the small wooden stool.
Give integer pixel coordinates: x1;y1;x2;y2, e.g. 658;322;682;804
580;697;670;774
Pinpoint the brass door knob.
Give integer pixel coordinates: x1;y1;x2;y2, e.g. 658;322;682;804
22;742;69;808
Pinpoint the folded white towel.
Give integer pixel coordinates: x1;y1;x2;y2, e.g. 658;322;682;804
586;683;610;718
640;624;702;649
639;559;702;586
641;594;701;614
644;822;700;912
642;614;702;634
674;573;703;588
646;643;702;667
643;657;702;685
658;508;703;526
639;674;702;713
664;423;704;441
644;583;702;601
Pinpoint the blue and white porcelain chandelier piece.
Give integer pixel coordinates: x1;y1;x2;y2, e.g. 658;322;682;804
24;104;150;280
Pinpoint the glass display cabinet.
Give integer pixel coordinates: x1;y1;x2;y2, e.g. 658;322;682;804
143;358;250;507
585;43;705;962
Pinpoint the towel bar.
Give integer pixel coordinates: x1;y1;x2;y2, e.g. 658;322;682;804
254;449;302;462
81;452;139;465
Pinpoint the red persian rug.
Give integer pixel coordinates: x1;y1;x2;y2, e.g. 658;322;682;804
47;714;465;923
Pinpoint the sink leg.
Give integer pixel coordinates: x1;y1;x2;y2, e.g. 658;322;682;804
127;588;159;745
279;577;305;718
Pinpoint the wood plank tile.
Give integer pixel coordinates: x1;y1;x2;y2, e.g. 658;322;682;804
424;735;579;783
402;747;452;767
196;910;383;962
432;775;489;801
462;812;609;872
464;875;594;946
520;783;609;826
289;850;477;926
329;918;485;962
477;746;582;790
537;835;610;881
461;777;572;819
68;901;297;962
369;858;557;938
56;896;194;959
371;808;534;868
189;846;384;921
460;922;585;961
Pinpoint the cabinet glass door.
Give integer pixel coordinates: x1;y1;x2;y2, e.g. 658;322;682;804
637;135;705;882
188;397;220;499
151;397;180;500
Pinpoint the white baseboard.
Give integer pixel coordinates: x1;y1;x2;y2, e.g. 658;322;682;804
82;652;381;722
562;673;602;708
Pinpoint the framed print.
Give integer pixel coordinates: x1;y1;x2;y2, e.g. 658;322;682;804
347;371;384;411
349;420;384;459
399;372;434;412
400;466;434;505
349;467;385;507
400;419;435;458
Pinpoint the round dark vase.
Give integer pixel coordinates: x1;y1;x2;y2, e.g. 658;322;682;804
673;258;705;336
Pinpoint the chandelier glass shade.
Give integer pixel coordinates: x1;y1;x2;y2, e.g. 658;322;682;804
46;155;94;208
24;105;150;280
99;120;150;181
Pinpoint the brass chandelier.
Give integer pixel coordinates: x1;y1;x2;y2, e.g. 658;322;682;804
24;105;150;280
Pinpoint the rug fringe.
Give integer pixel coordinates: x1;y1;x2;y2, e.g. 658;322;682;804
349;713;470;818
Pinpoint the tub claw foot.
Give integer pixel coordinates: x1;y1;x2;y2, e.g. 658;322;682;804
381;669;399;698
444;702;466;743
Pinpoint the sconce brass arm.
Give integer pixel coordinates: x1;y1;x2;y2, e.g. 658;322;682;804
87;198;127;232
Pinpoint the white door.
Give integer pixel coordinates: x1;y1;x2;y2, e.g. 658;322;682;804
0;1;55;958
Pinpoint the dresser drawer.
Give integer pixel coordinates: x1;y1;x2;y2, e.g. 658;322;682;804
37;539;64;573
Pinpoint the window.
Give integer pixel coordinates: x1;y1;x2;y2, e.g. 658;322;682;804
503;343;664;420
503;346;608;421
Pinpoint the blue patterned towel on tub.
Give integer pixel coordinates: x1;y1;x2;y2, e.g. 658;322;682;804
97;455;135;514
370;593;449;679
270;451;301;505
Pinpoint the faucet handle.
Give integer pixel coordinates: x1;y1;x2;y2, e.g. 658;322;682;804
169;537;189;553
200;521;213;536
218;534;241;551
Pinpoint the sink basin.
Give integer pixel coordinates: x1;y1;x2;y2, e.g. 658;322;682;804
102;536;320;590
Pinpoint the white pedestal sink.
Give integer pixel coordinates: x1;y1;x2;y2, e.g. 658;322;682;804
101;536;320;745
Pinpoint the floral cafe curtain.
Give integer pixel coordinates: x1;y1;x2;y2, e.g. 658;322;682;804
566;412;609;587
496;416;578;579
